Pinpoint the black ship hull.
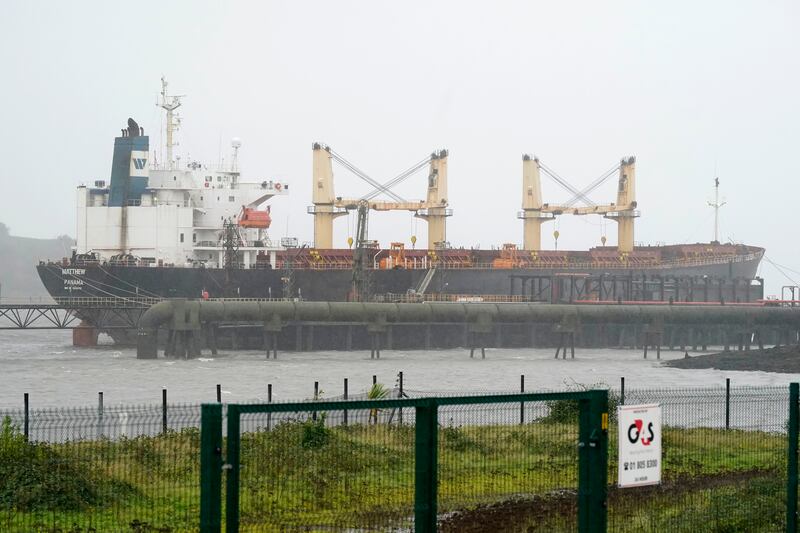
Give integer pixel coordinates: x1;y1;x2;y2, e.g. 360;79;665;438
37;251;765;346
38;252;763;302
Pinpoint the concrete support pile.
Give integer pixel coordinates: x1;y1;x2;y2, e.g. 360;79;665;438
136;300;800;360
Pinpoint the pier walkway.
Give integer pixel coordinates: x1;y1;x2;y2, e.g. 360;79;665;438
0;297;160;330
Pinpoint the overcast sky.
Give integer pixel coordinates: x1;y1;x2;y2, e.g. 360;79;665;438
1;1;798;294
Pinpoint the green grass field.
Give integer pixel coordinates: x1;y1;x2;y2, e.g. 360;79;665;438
0;414;789;532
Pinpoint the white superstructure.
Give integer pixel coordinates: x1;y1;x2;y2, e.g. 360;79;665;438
74;79;288;268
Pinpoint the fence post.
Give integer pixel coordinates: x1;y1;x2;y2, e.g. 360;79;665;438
97;391;104;439
200;403;223;533
162;388;168;435
398;371;404;424
788;382;799;533
226;405;242;533
216;384;222;403
267;384;273;431
620;377;625;406
577;390;608;533
520;375;525;425
313;381;319;421
23;393;29;442
343;378;348;426
725;378;731;430
415;399;438;533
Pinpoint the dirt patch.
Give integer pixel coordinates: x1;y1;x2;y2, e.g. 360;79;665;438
665;344;800;373
438;490;577;533
437;469;774;533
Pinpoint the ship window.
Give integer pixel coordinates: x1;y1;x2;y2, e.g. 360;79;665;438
200;196;203;201
180;233;184;243
217;176;222;182
228;196;235;202
192;233;196;243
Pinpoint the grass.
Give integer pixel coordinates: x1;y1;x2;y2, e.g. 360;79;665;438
0;414;789;532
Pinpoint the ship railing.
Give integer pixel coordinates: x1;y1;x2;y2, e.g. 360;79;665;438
0;297;60;305
205;297;301;303
50;297;164;308
283;253;760;271
381;293;526;303
0;297;163;308
40;251;762;272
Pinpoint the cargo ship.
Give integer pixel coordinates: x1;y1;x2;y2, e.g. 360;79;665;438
36;80;765;343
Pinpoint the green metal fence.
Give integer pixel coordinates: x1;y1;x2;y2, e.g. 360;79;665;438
0;403;203;532
610;385;791;531
0;384;798;531
789;382;799;533
199;390;609;532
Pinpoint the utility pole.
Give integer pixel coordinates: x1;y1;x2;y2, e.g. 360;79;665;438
708;177;726;244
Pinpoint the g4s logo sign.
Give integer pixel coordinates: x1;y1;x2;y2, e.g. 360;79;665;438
627;419;655;446
618;404;661;488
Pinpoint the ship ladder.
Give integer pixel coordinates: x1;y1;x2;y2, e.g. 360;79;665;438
416;267;437;295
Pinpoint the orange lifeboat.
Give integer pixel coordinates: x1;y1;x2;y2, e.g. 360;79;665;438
238;206;272;229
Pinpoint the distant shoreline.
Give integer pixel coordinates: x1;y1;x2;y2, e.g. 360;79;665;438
666;345;800;373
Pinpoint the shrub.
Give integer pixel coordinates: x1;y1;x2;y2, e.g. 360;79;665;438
0;417;137;512
542;383;619;424
301;414;331;449
441;425;469;452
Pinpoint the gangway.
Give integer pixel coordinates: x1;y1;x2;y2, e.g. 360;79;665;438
416;267;437;295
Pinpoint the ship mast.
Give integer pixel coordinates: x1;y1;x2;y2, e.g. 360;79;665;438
708;177;726;244
157;77;183;170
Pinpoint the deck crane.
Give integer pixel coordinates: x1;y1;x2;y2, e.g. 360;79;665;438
519;156;638;252
309;144;451;249
351;199;374;301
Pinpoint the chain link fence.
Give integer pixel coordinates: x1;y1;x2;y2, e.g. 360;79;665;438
0;384;794;532
608;385;788;532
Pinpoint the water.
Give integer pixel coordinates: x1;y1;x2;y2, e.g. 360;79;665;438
1;330;799;409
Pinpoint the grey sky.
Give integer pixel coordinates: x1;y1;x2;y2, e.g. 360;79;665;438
1;1;798;294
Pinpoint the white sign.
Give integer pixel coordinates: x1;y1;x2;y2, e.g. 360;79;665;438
618;403;661;488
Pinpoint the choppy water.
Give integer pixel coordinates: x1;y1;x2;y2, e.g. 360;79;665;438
1;330;798;409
